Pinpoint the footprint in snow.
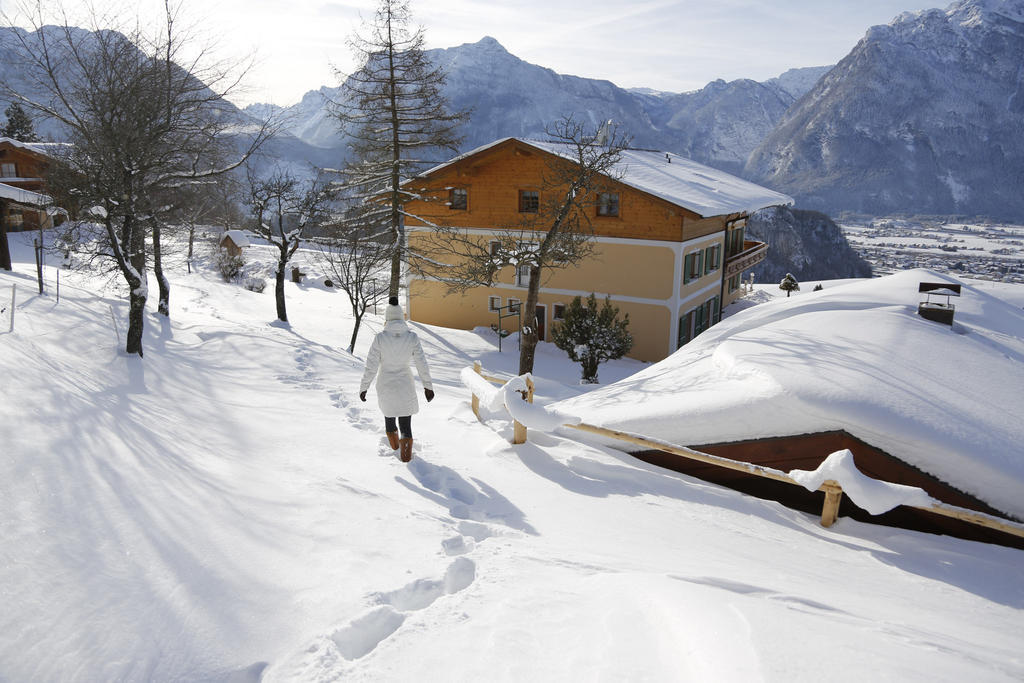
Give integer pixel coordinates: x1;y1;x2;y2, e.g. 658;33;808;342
329;557;476;661
328;388;377;430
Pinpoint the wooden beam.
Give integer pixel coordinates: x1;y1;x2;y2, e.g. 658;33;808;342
922;501;1024;539
821;480;843;527
471;361;482;419
565;422;801;487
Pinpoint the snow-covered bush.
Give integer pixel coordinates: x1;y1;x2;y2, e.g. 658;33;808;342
216;247;245;282
244;278;266;293
551;294;632;384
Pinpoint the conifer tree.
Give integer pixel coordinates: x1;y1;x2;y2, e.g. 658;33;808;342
330;0;466;299
552;293;632;384
1;102;38;141
780;272;800;297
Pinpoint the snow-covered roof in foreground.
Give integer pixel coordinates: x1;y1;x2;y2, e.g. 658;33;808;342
557;269;1024;519
0;181;50;206
419;137;794;218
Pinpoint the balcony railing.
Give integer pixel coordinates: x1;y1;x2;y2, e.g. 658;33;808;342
724;240;768;278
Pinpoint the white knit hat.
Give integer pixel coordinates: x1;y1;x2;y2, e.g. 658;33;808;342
385;296;404;322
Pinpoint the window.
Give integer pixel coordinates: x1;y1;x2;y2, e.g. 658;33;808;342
0;162;15;178
708;295;720;325
518;190;539;213
678;310;694;347
728;274;741;293
680;296;721;347
683;251;703;284
597;192;619;217
704;244;721;275
553;303;566;320
6;205;23;229
449;188;467;210
508;298;521;313
489;240;501;257
727;226;745;257
516;263;531;286
488;296;501;312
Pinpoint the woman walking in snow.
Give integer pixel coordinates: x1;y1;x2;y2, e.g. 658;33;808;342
359;297;435;462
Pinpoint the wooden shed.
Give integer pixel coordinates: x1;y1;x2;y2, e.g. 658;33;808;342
219;230;250;257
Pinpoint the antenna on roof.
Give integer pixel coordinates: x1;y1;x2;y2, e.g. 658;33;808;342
596;119;613;146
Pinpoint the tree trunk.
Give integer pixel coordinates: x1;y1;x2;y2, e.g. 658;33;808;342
518;264;542;375
582;355;599;384
152;221;170;317
126;285;146;357
125;214;147;357
348;307;363;353
186;225;195;274
0;203;11;271
275;261;288;322
387;17;403;300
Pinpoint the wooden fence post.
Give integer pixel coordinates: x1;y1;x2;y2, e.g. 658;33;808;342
512;376;534;445
8;283;14;332
472;361;482;419
820;480;843;527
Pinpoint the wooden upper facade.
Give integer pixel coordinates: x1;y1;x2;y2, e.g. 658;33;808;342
0;138;55;233
404;137;792;362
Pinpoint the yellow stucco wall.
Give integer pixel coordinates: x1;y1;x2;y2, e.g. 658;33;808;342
408;278;672;363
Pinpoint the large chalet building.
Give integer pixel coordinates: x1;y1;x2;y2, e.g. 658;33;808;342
404;137;793;363
0;137;57;270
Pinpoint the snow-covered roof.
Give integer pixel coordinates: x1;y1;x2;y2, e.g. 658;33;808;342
557;269;1024;519
418;137;794;218
0;182;50;206
221;229;250;247
0;137;64;158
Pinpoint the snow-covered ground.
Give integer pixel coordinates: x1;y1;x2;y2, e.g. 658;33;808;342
2;230;1023;681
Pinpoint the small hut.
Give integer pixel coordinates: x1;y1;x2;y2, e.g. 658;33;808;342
219;230;250;257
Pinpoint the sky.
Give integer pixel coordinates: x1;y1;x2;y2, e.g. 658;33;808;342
2;0;946;107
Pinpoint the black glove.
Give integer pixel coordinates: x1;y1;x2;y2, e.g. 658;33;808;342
424;388;435;402
359;391;367;402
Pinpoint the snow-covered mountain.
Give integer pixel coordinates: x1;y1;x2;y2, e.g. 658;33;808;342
0;26;338;177
248;37;828;173
746;0;1024;221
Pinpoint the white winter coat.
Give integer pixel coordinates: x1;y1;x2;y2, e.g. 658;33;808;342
360;306;433;417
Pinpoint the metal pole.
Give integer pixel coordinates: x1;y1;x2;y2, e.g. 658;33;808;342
8;283;14;332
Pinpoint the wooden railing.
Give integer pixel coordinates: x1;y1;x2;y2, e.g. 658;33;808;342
465;363;1024;541
724;240;768;278
470;361;534;445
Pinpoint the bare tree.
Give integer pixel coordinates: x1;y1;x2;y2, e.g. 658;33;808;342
314;220;391;352
416;116;629;375
245;166;333;323
1;1;272;356
329;0;466;299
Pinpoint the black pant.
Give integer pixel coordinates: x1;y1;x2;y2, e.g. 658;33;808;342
385;416;412;438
